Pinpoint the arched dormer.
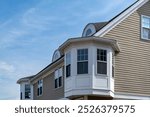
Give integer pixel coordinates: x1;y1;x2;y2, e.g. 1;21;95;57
82;22;108;37
52;49;61;62
82;23;96;37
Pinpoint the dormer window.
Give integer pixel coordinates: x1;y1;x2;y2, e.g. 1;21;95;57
85;29;92;36
141;15;150;40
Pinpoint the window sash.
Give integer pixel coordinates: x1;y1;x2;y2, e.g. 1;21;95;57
66;64;71;77
77;49;88;61
97;61;107;75
142;16;150;39
77;61;88;74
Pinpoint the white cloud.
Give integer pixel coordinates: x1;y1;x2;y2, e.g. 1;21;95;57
0;61;15;73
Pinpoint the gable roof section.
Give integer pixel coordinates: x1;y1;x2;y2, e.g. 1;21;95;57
94;0;149;37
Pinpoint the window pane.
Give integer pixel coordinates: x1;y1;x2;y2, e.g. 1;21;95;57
143;28;150;39
55;79;57;88
37;88;39;96
59;77;62;87
97;62;107;74
112;66;114;77
86;29;92;36
77;61;88;74
97;49;107;61
66;52;71;65
77;49;88;61
142;17;150;28
66;64;71;77
40;87;42;95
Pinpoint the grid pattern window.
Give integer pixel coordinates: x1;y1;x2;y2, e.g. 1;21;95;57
142;16;150;40
25;84;31;99
97;49;107;75
55;68;63;89
37;80;43;96
66;52;71;77
77;49;88;74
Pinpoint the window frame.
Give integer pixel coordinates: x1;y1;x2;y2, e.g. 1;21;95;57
97;48;107;75
77;48;88;74
141;15;150;40
54;68;63;89
37;79;43;96
66;52;71;78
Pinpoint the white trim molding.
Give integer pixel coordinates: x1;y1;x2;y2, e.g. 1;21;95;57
114;92;150;100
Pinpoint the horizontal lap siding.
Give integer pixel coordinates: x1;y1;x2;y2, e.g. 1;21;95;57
103;1;150;95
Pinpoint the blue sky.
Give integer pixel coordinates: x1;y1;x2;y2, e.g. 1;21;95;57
0;0;136;99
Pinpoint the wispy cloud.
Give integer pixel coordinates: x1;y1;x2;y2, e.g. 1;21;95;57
0;61;15;73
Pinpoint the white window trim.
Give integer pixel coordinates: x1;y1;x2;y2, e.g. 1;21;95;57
141;15;150;40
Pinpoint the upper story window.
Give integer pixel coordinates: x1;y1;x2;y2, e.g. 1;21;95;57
66;52;71;78
37;79;43;96
141;15;150;40
55;68;63;89
97;49;107;75
77;49;88;74
25;84;31;99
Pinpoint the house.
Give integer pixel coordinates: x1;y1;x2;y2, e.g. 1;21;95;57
17;0;150;100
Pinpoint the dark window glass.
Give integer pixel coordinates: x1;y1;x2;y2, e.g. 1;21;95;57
77;61;88;74
66;64;71;77
97;49;107;75
20;92;22;100
97;62;107;74
85;29;92;36
112;66;114;77
77;49;88;74
59;77;62;87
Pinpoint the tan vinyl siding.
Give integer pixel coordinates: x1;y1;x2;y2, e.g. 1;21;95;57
103;1;150;95
33;61;64;100
33;72;64;100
